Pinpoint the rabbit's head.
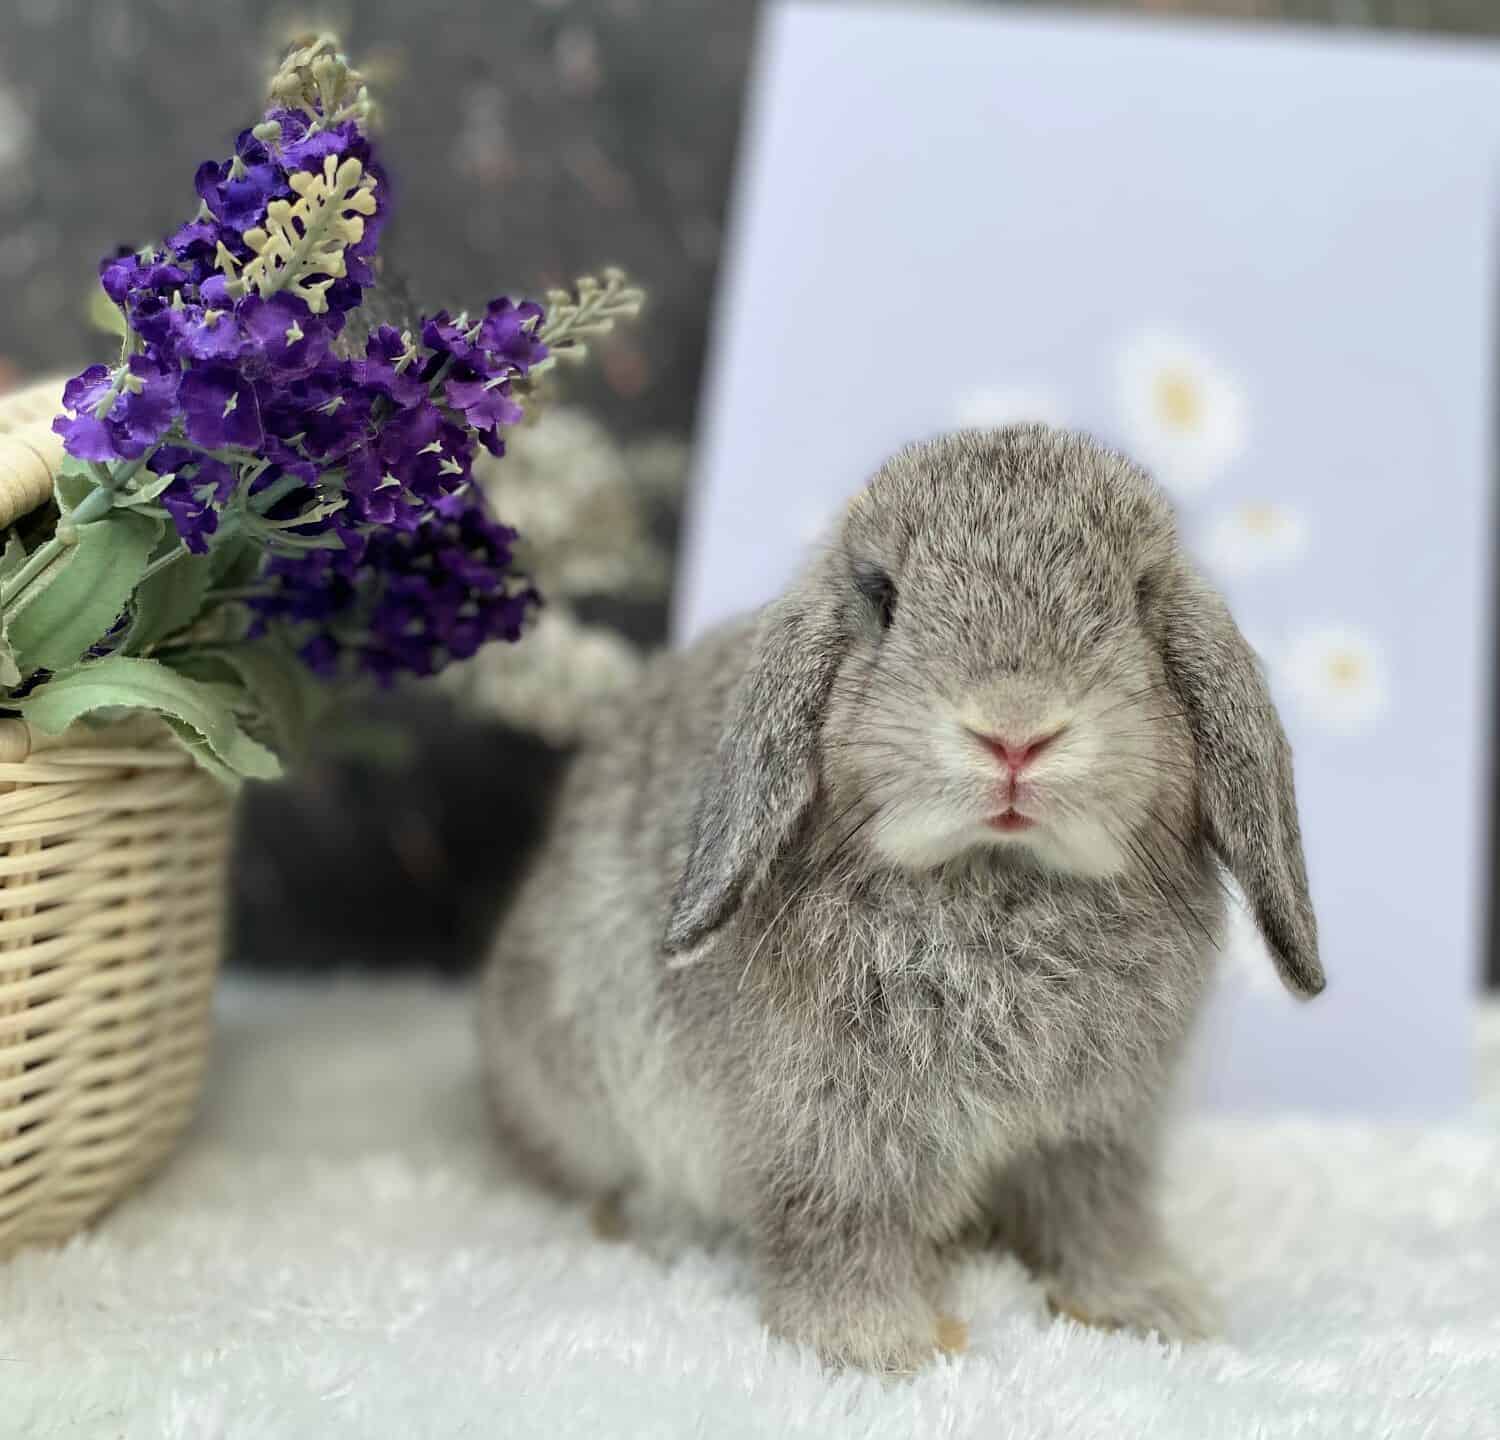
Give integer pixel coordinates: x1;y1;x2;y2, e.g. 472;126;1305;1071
666;427;1321;998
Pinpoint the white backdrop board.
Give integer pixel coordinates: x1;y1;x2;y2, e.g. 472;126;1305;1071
677;2;1500;1112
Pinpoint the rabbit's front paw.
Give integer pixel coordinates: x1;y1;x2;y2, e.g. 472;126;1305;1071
765;1295;958;1375
1045;1255;1220;1342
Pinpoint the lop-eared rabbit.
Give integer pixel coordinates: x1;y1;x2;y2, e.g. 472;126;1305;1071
481;427;1321;1372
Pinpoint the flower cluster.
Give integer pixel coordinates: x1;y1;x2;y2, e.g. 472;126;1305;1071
251;498;537;684
59;106;385;477
47;36;551;684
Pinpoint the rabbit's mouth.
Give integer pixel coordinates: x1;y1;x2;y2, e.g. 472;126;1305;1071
986;809;1035;834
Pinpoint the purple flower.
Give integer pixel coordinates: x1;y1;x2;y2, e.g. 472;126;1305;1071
342;445;404;527
167;218;220;270
53;355;180;462
60;364;115;417
115;353;181;451
180;366;263;450
198;273;235;309
250;492;538;684
355;325;427;408
376;397;442;464
53;413;119;463
419;311;482;370
258;446;321;492
420;298;544;454
423;300;544;381
195;158;286;233
477;298;548;373
241;293;332;378
279;117;361;171
444;374;522;451
100;251;189;307
150;448;237;553
127;291;180;350
173;304;247;362
262;361;369;463
99;250;143;305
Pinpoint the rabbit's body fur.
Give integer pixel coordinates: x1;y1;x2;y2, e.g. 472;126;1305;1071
481;428;1320;1371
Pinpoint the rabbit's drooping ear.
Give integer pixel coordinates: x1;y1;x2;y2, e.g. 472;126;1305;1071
663;592;842;956
1159;561;1324;998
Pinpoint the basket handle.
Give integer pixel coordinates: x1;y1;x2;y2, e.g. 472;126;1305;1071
0;377;68;530
0;718;30;765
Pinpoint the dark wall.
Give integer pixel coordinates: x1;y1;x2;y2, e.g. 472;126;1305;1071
3;0;1496;979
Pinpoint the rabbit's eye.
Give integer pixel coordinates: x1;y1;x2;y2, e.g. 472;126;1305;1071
854;566;898;629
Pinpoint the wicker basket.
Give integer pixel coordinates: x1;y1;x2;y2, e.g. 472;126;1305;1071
0;719;232;1258
1;378;235;1257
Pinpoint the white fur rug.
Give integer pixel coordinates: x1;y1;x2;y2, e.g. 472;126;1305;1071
3;980;1497;1439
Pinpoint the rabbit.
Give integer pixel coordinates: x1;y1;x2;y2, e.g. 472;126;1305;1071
479;425;1323;1374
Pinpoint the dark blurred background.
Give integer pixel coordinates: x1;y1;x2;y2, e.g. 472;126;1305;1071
2;0;1497;980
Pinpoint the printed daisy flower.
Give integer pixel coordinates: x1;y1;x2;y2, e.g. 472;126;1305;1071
1202;501;1308;579
952;384;1067;431
1279;625;1390;737
0;83;30;180
1118;333;1247;495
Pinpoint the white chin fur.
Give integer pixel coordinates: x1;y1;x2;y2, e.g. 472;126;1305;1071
870;804;1126;879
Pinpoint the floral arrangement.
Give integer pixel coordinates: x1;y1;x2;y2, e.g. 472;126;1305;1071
0;35;640;783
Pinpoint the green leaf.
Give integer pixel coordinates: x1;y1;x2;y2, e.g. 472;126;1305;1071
6;509;160;675
159;717;242;787
54;456;101;515
116;472;179;508
209;535;264;592
0;536;25;688
124;552;213;654
0;534;25;584
87;285;128;339
188;642;321;757
16;655;281;784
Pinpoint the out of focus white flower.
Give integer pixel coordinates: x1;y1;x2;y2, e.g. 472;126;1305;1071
1279;625;1389;737
0;83;31;180
457;607;646;746
1202;501;1308;579
951;384;1067;432
474;408;676;601
1119;333;1246;495
446;407;687;744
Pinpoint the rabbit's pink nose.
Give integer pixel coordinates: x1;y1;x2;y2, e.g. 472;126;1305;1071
970;726;1066;774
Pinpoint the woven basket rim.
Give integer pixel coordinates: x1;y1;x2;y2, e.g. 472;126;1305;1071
0;714;183;767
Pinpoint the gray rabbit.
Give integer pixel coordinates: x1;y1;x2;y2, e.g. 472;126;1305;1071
480;426;1322;1373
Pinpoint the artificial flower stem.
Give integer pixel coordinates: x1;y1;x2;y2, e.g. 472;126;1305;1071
1;448;157;604
0;537;67;605
138;546;191;584
246;473;308;514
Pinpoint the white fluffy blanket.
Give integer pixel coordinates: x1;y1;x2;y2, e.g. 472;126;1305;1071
3;980;1497;1439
